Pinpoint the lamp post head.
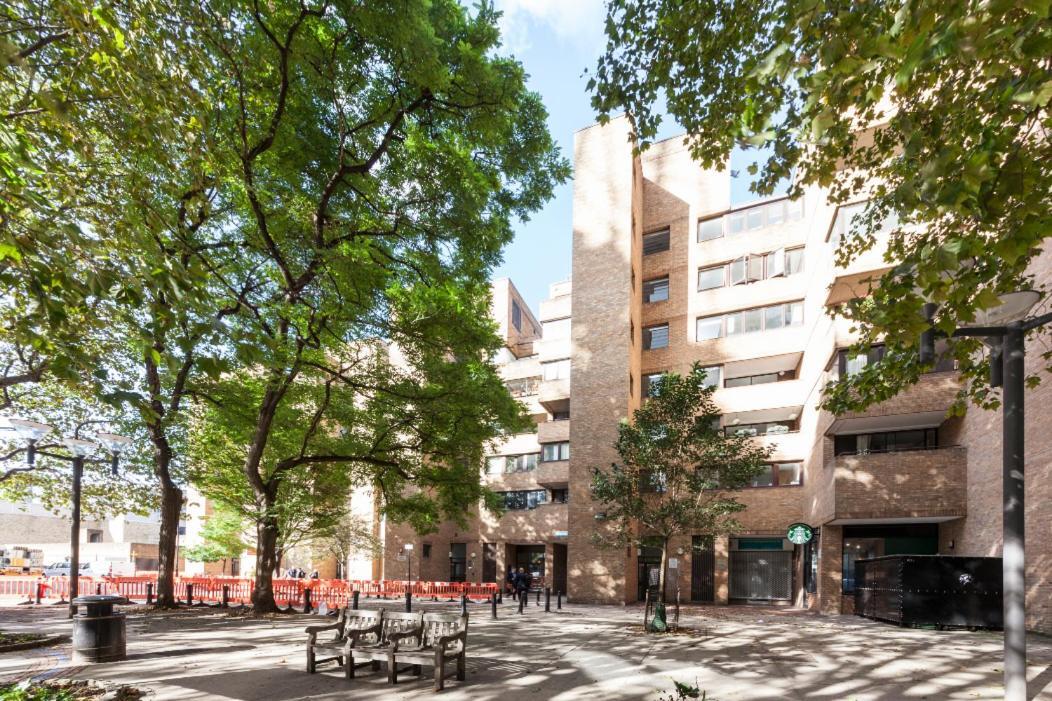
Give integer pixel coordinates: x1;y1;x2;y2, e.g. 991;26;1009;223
62;437;96;458
9;419;53;442
96;432;131;454
973;290;1041;326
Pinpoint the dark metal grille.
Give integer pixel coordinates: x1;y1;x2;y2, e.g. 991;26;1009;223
729;550;792;600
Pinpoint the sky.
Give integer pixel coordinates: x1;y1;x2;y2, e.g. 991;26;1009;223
489;0;770;313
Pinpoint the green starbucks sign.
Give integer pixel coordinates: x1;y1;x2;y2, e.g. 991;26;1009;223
787;523;813;545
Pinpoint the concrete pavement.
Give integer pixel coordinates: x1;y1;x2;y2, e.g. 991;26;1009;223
1;601;1051;700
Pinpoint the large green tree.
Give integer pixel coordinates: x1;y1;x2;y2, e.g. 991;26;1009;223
591;0;1052;410
591;364;770;629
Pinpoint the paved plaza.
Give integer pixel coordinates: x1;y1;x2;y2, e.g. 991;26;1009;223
1;601;1051;700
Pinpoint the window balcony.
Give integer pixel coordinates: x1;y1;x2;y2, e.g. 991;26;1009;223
535;459;569;488
539;378;570;413
823;445;967;523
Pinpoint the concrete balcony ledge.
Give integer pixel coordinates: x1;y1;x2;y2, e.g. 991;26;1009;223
535;459;569;487
830;445;967;522
539;378;570;411
537;420;570;444
482;501;568;543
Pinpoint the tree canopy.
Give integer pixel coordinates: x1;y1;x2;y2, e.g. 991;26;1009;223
591;364;771;607
591;0;1052;411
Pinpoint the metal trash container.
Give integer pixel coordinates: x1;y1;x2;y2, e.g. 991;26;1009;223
71;595;128;662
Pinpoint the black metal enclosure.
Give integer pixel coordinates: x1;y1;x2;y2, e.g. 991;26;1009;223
854;555;1003;629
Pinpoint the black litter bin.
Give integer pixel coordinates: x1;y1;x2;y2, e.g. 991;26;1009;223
71;594;128;662
854;555;1002;629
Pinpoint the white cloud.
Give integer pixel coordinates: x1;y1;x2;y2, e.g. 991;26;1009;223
493;0;607;57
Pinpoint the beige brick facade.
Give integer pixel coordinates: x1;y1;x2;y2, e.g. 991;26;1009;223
374;116;1052;634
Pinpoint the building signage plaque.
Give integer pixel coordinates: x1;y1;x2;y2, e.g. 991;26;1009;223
787;523;814;545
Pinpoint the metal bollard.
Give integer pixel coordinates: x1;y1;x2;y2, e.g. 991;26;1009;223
405;591;412;613
545;587;551;612
491;592;498;619
185;583;193;606
303;587;312;614
96;583;102;595
498;589;503;604
351;590;360;610
517;591;524;615
146;583;153;605
557;590;562;610
222;585;229;608
460;594;468;616
36;582;43;605
535;589;540;606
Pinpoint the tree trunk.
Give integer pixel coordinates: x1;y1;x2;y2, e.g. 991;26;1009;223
252;511;281;612
155;479;183;608
657;537;669;604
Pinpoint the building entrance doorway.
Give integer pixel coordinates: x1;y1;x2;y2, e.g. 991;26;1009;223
552;543;567;595
729;538;792;602
636;545;662;601
449;543;466;582
482;543;497;583
513;544;545;585
691;536;714;602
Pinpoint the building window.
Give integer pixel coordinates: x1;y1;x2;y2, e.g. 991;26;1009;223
550;409;570;421
697;198;805;244
834;428;939;456
487;454;539;474
696;301;803;342
724;368;796;388
643;324;669;350
697;248;804;293
697;266;726;291
830;200;898;247
87;529;103;543
643;277;669;304
542;359;571;381
499;489;549;510
747;461;804;488
643;228;670;255
542;442;570;462
725;419;798;437
696;315;723;341
422;543;432;559
701;366;721;388
511;300;522;331
642;372;664;398
550;488;568;503
837;345;887;377
506;376;539;397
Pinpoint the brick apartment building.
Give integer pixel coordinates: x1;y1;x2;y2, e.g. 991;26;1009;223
379;116;1052;633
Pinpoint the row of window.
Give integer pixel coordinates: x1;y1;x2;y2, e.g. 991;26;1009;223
698;198;805;242
698;248;804;291
486;453;539;475
726;419;798;437
750;462;803;488
696;301;804;341
829;200;898;247
498;488;569;510
834;429;939;456
641;366;794;397
835;345;956;377
542;441;570;461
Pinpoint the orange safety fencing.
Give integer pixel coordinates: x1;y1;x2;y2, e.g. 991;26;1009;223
0;574;498;608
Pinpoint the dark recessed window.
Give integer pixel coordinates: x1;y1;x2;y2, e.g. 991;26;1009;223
834;428;939;456
724;368;796;388
642;372;665;398
422;544;432;559
643;228;670;255
550;488;568;504
643;324;669;350
499;489;549;510
512;300;522;331
643;277;669;303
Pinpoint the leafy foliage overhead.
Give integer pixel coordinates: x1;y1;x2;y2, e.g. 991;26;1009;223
591;0;1052;411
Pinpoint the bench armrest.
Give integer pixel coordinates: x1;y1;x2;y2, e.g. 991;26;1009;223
345;621;383;647
436;629;466;649
389;626;424;652
305;621;341;643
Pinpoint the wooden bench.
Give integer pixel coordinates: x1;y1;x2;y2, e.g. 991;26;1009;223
346;611;422;681
388;612;469;691
304;607;383;674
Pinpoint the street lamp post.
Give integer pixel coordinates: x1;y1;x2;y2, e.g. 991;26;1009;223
404;543;414;585
919;290;1051;701
3;419;131;618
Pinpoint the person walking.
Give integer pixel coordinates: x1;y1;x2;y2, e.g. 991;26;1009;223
513;567;529;604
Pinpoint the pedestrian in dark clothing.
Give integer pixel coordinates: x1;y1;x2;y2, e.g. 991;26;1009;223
514;567;530;603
